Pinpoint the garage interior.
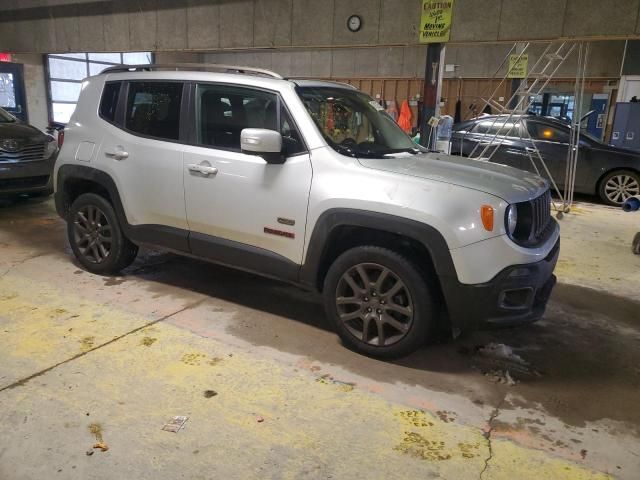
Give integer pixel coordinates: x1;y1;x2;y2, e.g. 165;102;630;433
1;1;640;479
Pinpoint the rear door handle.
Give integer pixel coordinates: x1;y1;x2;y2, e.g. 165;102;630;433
525;147;537;153
105;150;129;160
187;163;218;176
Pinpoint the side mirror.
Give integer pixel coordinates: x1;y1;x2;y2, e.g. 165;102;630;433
241;128;284;164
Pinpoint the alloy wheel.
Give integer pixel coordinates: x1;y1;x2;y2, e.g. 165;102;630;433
604;174;640;205
335;263;414;347
73;205;112;264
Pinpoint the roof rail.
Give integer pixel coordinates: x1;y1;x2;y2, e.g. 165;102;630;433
101;63;284;79
291;79;358;90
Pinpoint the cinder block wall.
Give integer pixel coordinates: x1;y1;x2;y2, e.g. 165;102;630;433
10;54;48;131
203;41;626;80
1;0;639;54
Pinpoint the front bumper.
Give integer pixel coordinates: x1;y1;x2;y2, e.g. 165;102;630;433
440;238;559;333
0;157;55;195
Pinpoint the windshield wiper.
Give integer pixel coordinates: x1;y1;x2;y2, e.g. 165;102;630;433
331;141;424;159
381;147;423;156
331;142;360;158
330;141;386;159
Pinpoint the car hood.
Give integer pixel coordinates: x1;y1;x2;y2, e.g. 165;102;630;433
358;152;549;203
0;121;46;141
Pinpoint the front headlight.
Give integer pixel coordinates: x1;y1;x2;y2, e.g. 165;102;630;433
44;136;58;159
505;204;518;236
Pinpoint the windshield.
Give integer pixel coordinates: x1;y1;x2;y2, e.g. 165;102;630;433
296;86;426;158
0;108;16;123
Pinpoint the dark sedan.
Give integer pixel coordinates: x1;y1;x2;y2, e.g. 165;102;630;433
451;115;640;206
0;107;58;198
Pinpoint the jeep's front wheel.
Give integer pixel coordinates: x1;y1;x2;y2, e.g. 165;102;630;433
68;193;138;274
323;246;435;358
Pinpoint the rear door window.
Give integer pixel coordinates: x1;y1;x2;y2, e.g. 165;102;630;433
472;119;521;137
125;82;183;141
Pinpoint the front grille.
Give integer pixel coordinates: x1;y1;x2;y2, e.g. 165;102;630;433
0;143;46;163
0;175;49;190
531;189;552;241
511;189;553;247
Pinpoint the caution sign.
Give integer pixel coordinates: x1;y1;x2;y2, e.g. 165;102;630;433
507;54;528;79
419;1;454;43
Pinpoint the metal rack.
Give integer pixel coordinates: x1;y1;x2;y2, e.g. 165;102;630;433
101;63;284;80
464;41;590;215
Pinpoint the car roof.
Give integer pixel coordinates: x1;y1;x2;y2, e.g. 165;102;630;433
100;70;291;91
469;114;569;128
291;80;358;90
95;64;358;92
95;71;361;96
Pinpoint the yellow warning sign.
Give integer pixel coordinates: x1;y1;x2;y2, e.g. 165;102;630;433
507;54;529;79
419;1;454;43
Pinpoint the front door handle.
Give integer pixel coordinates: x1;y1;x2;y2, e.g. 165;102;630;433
105;150;129;160
187;163;218;176
525;147;537;153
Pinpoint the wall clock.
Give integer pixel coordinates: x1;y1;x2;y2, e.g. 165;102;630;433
347;15;362;32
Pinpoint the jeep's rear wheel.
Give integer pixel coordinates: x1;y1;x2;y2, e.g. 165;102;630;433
323;246;435;358
68;193;138;274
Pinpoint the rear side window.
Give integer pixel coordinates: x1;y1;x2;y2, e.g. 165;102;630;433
99;82;121;123
125;82;183;141
473;120;520;137
453;121;474;132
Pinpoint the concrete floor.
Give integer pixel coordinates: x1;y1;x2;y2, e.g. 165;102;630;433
0;197;639;480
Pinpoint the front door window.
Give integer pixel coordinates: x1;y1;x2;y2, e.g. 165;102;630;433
527;122;570;144
196;84;304;156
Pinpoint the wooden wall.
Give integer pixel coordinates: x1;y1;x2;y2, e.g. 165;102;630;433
330;77;616;128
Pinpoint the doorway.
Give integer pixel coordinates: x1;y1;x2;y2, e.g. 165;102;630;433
529;93;575;121
0;62;28;122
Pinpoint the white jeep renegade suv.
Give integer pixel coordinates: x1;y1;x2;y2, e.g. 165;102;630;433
54;64;559;358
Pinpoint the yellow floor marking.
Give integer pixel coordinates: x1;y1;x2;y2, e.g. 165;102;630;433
0;274;610;479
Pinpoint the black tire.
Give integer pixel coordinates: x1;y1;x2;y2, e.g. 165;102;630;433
323;246;436;359
67;193;138;274
598;170;640;206
632;232;640;255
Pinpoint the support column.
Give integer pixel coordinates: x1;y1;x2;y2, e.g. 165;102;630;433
541;93;550;116
420;43;444;149
508;78;522;110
